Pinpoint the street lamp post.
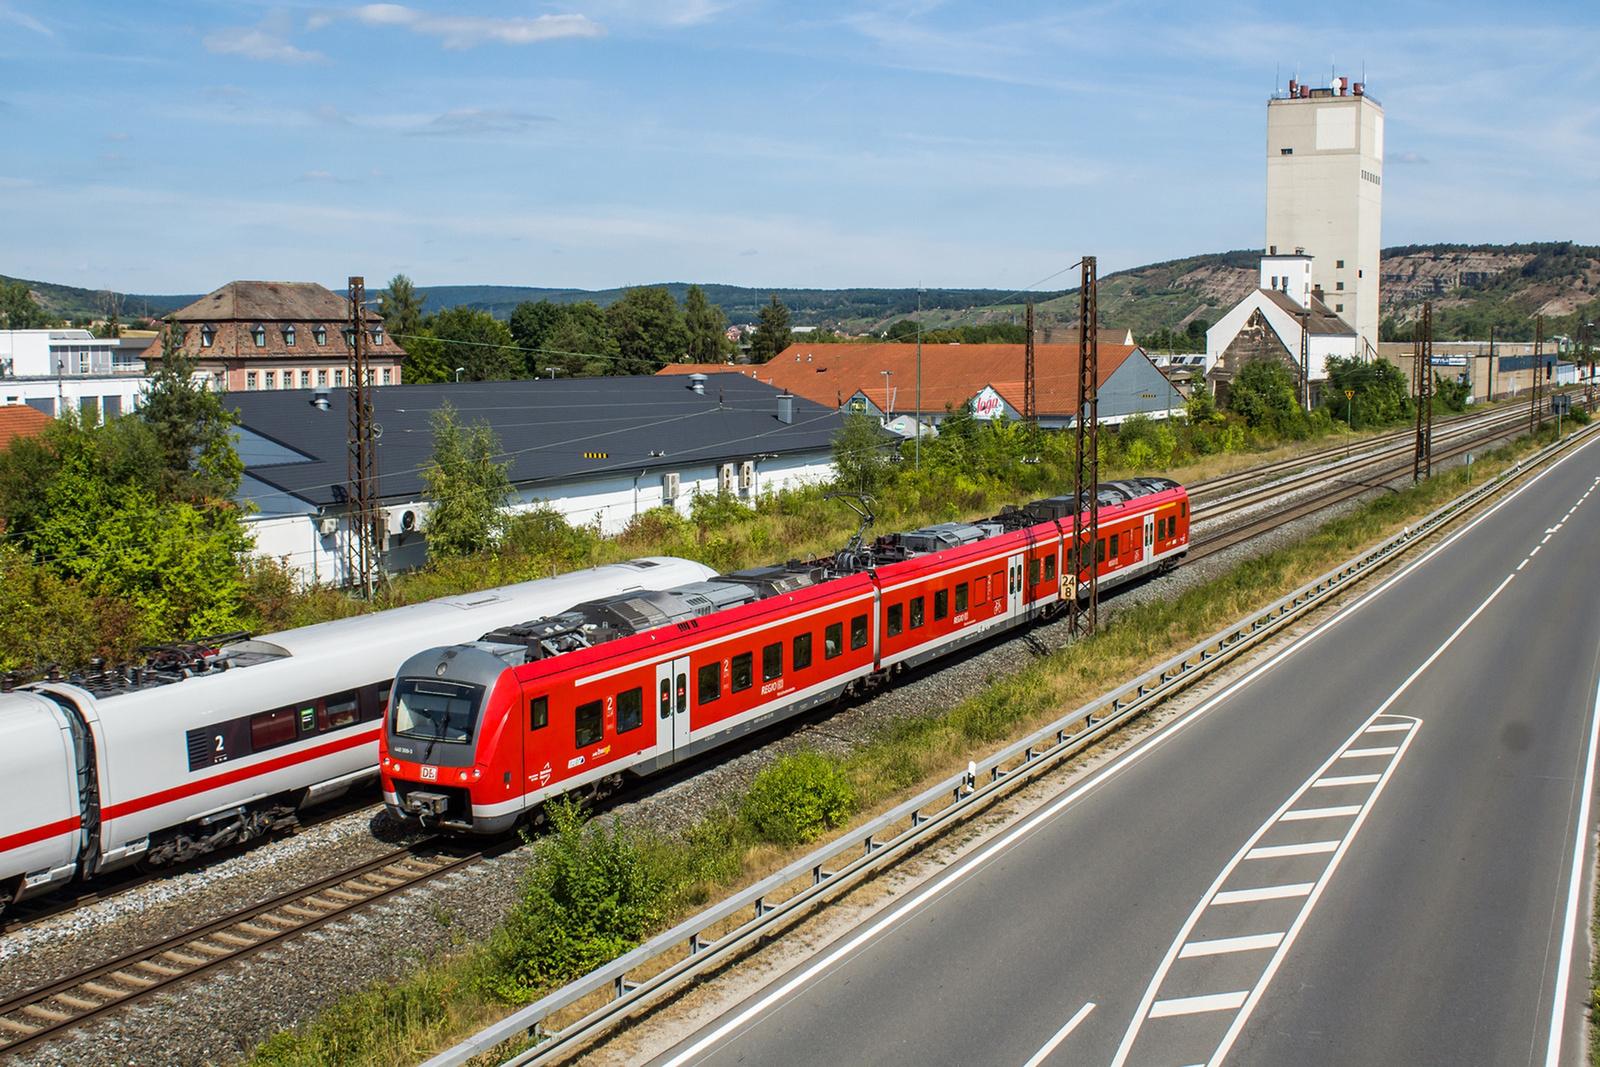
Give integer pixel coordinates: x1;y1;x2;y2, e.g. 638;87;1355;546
454;366;465;382
881;370;894;423
546;366;560;379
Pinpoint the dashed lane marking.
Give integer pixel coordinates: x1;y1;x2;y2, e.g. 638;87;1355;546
1278;805;1362;821
1178;933;1285;958
1148;992;1250;1018
1211;883;1314;905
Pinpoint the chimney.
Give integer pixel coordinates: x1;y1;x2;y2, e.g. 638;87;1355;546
687;373;707;395
1338;77;1349;96
1353;82;1365;96
311;386;330;410
1289;79;1297;95
1311;284;1325;305
777;393;794;424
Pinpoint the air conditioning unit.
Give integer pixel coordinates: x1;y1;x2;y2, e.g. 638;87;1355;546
317;516;339;538
719;463;735;494
662;472;680;500
385;505;427;537
739;460;754;492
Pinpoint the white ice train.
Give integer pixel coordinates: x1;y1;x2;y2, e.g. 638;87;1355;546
0;557;717;914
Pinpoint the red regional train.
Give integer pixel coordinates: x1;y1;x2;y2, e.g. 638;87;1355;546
382;480;1189;833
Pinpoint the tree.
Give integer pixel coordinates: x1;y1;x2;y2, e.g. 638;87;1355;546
683;284;731;362
412;306;520;382
421;402;514;558
378;274;424;345
749;294;792;364
510;299;568;374
1322;355;1412;428
0;280;53;329
830;412;896;493
1226;359;1301;434
605;287;688;375
139;340;244;506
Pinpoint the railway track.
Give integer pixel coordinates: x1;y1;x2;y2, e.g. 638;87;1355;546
0;843;473;1056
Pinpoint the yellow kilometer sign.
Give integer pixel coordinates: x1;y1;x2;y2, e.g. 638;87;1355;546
1345;389;1355;398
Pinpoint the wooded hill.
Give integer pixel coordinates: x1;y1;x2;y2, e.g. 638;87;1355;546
7;242;1597;345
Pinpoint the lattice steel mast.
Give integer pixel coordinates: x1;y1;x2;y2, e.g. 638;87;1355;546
1070;257;1099;637
345;276;380;596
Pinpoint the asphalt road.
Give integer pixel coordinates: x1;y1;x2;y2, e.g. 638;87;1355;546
644;433;1600;1067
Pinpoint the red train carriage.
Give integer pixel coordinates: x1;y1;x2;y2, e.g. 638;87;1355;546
382;479;1189;832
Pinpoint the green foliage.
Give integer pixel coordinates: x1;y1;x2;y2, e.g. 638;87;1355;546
1185;384;1220;424
1138;318;1210;353
1227;359;1305;436
1321;356;1413;428
831;411;897;493
892;321;1029;345
1433;371;1471;413
739;751;857;846
377;274;424;346
140;344;245;505
486;800;670;999
0;280;54;329
683;284;732;362
1116;414;1177;471
749;294;792;364
420;403;514;559
689;489;756;528
606;286;689;374
407;306;520;383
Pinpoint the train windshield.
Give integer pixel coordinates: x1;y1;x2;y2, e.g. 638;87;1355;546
391;679;484;745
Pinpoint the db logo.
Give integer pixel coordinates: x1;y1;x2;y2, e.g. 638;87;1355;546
420;765;437;781
537;762;552;787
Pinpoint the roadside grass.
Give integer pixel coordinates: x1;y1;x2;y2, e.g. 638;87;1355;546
246;425;1558;1067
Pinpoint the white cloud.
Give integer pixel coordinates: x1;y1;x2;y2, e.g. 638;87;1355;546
411;109;554;136
323;5;606;50
0;2;50;36
103;132;131;141
204;11;328;64
202;84;250;100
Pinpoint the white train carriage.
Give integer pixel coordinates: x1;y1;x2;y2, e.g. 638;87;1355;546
0;557;716;909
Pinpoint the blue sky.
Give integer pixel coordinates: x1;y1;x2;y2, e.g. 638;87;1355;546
1;1;1596;296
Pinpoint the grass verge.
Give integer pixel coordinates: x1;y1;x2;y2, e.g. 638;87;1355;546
248;427;1566;1067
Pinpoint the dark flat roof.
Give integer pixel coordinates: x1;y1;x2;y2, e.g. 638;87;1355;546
229;374;844;508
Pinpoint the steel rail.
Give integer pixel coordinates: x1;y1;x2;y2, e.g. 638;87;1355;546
422;419;1599;1067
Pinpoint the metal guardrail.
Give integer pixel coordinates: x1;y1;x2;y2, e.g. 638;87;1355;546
424;421;1595;1067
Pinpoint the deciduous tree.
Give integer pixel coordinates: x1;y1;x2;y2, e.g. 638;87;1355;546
749;294;792;364
422;402;514;558
606;287;688;375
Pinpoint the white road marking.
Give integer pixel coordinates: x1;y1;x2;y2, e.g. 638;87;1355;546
1279;805;1362;821
1019;1001;1095;1067
1542;534;1553;543
1532;545;1542;556
1179;933;1284;958
1365;723;1412;732
1245;840;1340;859
1541;645;1600;1066
1519;559;1530;571
1149;992;1250;1018
1340;746;1399;757
1313;774;1380;787
1211;883;1314;905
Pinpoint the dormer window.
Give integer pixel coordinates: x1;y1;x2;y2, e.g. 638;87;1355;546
252;324;266;348
200;324;216;348
343;326;356;347
314;324;328;346
284;324;296;346
371;325;384;346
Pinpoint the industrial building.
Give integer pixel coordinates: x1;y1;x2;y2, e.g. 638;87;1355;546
0;328;152;422
230;373;843;585
1205;257;1360;408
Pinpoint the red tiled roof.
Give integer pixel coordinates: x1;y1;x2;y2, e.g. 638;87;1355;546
667;342;1141;416
0;404;52;450
171;281;383;325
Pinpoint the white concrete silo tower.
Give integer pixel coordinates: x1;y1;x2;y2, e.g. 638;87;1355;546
1265;76;1384;355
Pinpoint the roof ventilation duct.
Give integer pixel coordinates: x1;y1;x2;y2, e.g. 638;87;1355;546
687;373;707;394
311;386;330;410
777;393;794;423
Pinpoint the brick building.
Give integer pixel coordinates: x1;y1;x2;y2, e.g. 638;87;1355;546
156;281;405;392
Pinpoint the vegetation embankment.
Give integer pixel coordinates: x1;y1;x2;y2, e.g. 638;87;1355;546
245;417;1576;1067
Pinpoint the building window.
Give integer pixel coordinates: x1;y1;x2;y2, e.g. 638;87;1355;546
1336;260;1345;269
318;369;328;386
300;370;310;388
265;371;275;389
1336;303;1345;312
371;325;384;345
246;372;258;390
382;368;392;385
1335;282;1344;291
1280;147;1293;155
335;369;344;387
366;369;375;386
284;324;296;346
344;326;356;347
252;324;266;348
200;325;215;348
314;324;327;346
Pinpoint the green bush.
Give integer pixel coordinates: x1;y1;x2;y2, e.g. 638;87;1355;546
740;751;858;846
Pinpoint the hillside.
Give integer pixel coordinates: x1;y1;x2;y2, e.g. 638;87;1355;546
0;274;196;326
5;243;1596;345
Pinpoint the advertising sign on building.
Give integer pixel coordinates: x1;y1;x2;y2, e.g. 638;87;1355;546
971;385;1008;420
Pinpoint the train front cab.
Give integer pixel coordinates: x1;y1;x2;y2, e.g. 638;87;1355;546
382;645;525;834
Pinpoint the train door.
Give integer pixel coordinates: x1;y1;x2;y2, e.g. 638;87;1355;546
38;690;102;878
655;656;692;762
1008;551;1027;622
1143;512;1155;563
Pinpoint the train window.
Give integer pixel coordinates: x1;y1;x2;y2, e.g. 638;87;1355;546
1096;538;1107;563
575;700;604;747
731;652;753;693
660;679;672;719
955;583;968;613
910;596;925;628
1110;534;1120;558
1029;559;1041;586
762;642;783;681
887;603;903;637
698;662;721;704
393;679;482;745
1044;554;1056;580
1181;501;1187;517
530;695;549;730
934;589;949;620
320;691;361;731
250;707;297;751
617;687;644;734
794;631;813;670
824;622;844;659
850;614;869;650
